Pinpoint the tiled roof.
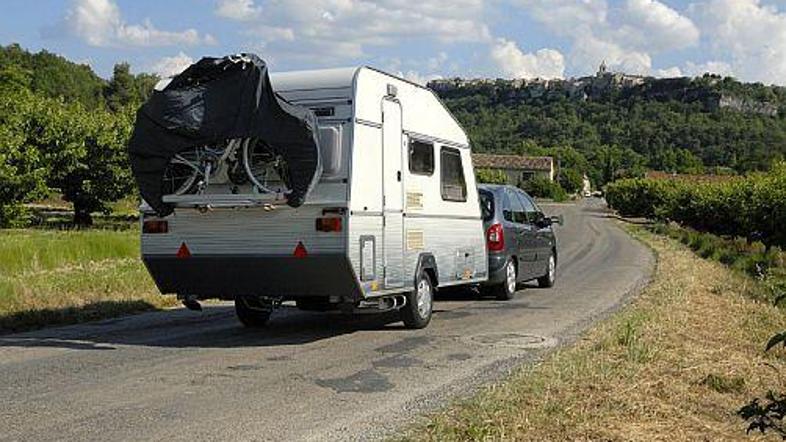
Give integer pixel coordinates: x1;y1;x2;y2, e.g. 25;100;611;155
472;154;553;171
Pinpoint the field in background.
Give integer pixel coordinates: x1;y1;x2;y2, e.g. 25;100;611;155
406;225;786;441
0;228;175;332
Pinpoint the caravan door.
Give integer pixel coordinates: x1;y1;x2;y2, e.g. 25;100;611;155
382;98;404;288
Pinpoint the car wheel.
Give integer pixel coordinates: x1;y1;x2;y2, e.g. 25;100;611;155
235;296;272;327
401;271;434;329
537;252;556;288
495;258;517;301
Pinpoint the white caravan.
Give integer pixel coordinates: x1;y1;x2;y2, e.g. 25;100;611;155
141;67;487;329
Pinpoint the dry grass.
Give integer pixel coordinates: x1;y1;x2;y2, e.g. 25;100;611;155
0;229;176;332
405;226;786;441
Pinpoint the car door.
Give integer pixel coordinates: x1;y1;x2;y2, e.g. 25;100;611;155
520;192;552;275
507;188;538;280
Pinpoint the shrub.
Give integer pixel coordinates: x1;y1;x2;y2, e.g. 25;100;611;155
476;168;507;185
606;164;786;249
521;176;567;201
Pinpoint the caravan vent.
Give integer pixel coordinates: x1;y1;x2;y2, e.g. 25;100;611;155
406;192;424;210
406;230;425;250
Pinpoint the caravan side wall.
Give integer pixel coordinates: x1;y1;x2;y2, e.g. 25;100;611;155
348;69;487;297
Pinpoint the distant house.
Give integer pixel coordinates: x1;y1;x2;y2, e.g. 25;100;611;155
472;154;554;185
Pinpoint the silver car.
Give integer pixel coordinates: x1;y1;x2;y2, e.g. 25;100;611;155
478;184;560;300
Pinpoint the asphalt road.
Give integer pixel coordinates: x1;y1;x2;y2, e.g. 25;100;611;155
0;199;653;442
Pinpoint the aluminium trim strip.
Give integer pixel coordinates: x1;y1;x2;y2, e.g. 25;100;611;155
403;212;482;221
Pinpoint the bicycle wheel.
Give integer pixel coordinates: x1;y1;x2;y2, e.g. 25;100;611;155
242;139;291;194
162;150;201;196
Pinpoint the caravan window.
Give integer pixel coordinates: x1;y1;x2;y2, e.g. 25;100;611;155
318;126;342;177
409;140;434;175
440;147;467;202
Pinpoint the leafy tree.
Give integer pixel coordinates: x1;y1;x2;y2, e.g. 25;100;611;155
0;43;106;110
559;168;584;194
0;88;48;226
104;63;159;112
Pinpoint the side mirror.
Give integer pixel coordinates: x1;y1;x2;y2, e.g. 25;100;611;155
549;214;564;226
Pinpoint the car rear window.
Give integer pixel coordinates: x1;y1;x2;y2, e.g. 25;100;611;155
479;190;494;221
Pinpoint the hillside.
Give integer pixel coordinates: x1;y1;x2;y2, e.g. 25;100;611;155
429;71;786;185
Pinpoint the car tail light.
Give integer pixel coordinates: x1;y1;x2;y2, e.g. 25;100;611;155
316;217;342;232
486;223;504;251
143;219;168;234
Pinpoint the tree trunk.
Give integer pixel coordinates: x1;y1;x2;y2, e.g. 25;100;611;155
73;203;93;227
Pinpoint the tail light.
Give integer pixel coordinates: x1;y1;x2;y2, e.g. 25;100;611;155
316;217;342;232
486;223;504;251
143;219;168;234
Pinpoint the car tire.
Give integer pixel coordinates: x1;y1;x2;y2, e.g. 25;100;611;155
235;296;272;327
495;258;517;301
537;252;556;288
401;271;434;329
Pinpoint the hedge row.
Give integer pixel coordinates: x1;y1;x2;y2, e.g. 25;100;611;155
606;164;786;248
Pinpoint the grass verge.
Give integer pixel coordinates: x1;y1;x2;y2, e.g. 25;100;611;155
0;229;176;333
404;225;786;441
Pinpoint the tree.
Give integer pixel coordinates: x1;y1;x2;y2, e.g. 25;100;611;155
104;62;159;112
0;88;48;226
105;63;137;112
25;100;135;226
559;168;584;194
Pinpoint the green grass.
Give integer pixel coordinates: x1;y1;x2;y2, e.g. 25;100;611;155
402;226;786;441
0;228;176;332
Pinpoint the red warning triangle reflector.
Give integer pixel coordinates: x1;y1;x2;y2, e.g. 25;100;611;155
176;242;191;259
293;241;308;258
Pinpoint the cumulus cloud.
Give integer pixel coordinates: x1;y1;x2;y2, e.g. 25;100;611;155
150;52;194;78
683;60;734;78
63;0;214;47
215;0;262;21
490;39;565;79
216;0;489;63
691;0;786;84
513;0;697;76
653;66;683;77
621;0;699;51
399;70;442;86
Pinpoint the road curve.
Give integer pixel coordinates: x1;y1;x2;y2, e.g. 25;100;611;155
0;199;653;441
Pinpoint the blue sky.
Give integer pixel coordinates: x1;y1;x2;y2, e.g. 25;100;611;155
2;0;786;85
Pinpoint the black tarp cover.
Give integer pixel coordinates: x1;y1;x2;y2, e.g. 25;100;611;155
128;53;321;216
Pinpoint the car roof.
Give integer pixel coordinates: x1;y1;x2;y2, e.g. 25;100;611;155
478;184;515;194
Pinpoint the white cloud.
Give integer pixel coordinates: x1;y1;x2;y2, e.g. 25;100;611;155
621;0;699;51
217;0;489;63
691;0;786;84
215;0;262;21
399;70;442;86
490;38;565;79
683;60;734;78
653;66;683;77
64;0;214;47
150;52;194;78
513;0;697;76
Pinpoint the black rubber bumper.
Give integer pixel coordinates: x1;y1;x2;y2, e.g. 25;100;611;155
484;253;508;285
143;254;362;299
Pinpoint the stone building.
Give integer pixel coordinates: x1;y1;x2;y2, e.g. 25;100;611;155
472;154;554;185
